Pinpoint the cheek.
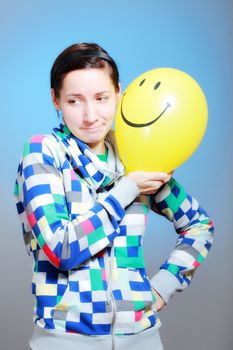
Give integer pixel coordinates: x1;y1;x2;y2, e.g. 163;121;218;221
62;107;82;125
100;104;117;123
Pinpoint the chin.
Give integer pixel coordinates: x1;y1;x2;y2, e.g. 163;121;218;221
85;130;107;141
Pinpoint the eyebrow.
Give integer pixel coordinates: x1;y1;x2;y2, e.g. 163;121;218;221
65;91;112;97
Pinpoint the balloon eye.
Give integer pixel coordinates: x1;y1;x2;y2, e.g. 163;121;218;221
154;82;161;90
139;79;146;86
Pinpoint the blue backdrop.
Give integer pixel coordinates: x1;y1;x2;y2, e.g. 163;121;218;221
1;1;232;349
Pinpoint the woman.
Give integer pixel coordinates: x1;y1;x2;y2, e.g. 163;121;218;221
14;43;214;350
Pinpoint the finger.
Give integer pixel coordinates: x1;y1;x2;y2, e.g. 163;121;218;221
141;189;158;195
143;181;164;189
141;185;163;194
143;172;170;181
161;174;172;183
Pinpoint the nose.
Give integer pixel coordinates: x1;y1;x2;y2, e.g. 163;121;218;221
83;102;98;124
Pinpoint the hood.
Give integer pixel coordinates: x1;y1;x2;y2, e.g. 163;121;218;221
52;123;125;191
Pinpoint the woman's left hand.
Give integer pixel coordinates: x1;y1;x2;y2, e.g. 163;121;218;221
151;288;166;312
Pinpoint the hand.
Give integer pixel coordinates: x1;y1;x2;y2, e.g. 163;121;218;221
127;171;173;195
151;288;166;312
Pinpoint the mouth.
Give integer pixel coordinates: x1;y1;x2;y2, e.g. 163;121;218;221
81;126;103;132
121;93;171;128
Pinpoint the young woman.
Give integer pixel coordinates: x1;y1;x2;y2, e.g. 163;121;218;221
14;43;214;350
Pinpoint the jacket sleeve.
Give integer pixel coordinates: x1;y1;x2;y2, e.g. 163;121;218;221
14;136;139;271
149;177;214;304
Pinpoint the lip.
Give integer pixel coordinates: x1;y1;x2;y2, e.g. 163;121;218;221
81;126;103;132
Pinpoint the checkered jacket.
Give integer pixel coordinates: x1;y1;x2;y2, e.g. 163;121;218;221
14;123;214;336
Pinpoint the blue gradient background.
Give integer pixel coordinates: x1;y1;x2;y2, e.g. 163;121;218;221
1;1;232;349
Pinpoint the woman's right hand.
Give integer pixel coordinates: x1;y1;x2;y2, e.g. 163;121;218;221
127;171;172;195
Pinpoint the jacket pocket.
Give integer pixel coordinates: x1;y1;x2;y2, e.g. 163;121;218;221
112;267;155;311
33;269;69;321
53;268;107;319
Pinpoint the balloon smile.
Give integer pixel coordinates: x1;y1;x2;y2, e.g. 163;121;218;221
121;93;171;128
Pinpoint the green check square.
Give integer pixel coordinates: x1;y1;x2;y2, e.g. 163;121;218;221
87;226;106;246
164;179;187;213
90;269;103;290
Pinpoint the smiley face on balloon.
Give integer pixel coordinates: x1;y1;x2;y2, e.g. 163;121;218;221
115;68;208;173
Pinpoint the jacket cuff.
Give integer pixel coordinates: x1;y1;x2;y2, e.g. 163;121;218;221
149;269;182;304
98;176;140;209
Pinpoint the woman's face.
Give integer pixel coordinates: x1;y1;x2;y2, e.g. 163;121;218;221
52;68;121;154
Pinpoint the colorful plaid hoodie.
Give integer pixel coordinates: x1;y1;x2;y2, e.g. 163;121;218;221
14;123;214;346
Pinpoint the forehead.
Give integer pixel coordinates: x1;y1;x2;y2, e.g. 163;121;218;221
61;68;114;92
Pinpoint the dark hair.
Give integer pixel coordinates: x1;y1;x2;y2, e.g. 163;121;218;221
50;43;120;98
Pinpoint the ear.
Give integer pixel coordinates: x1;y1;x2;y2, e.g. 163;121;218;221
51;88;60;110
116;83;122;103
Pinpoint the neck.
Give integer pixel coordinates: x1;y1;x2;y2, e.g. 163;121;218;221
88;141;106;155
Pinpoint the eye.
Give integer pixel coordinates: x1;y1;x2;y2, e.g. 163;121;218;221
68;98;82;104
139;79;146;86
97;96;109;102
154;82;161;90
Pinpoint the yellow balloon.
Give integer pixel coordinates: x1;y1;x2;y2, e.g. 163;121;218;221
115;68;208;173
